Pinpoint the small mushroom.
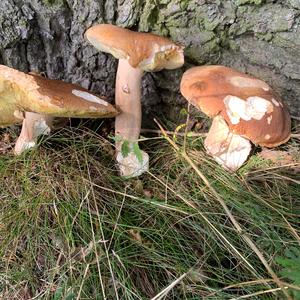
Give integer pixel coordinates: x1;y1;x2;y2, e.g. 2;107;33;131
180;65;291;171
0;64;118;154
85;24;184;177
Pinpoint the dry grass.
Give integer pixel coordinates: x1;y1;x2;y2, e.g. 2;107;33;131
0;119;299;299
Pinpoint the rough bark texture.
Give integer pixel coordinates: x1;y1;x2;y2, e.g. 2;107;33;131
1;0;299;123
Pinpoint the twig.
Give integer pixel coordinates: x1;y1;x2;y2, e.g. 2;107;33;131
107;186;127;250
183;102;191;152
151;273;187;300
207;278;274;297
76;263;90;300
291;133;300;139
231;287;288;300
140;128;203;136
154;118;292;300
141;129;300;139
208;278;300;297
141;128;206;137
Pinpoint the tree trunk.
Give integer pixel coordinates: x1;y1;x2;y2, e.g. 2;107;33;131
1;0;299;123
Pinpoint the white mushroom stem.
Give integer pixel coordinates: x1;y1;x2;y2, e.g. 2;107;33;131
204;116;252;171
14;112;53;155
115;58;149;177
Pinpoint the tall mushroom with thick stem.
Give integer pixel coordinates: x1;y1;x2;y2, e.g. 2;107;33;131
180;65;291;171
0;64;118;154
85;24;184;177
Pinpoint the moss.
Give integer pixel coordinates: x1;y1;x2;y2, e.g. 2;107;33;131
180;0;189;10
228;40;240;51
288;0;300;9
203;17;220;31
256;32;273;42
273;32;300;51
139;0;160;32
165;13;188;28
185;37;220;64
41;0;65;6
235;0;264;5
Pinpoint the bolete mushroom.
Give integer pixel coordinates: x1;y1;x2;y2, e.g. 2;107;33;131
180;65;291;171
85;24;184;177
0;64;118;154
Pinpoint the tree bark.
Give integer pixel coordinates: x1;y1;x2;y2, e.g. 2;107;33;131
1;0;299;122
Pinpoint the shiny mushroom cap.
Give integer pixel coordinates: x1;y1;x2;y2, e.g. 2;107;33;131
180;65;291;147
85;24;184;72
0;64;118;127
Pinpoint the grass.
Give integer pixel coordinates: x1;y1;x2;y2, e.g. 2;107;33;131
0;118;299;299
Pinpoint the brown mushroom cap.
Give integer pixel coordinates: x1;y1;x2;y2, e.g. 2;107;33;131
0;64;118;127
85;24;184;72
180;65;291;147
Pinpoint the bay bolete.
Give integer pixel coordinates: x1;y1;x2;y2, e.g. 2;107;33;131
85;24;184;177
180;65;291;171
0;64;118;154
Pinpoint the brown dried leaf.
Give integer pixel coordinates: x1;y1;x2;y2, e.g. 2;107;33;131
143;189;153;198
259;149;294;165
128;229;142;243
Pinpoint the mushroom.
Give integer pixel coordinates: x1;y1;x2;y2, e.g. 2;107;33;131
85;24;184;177
180;65;291;171
0;64;118;154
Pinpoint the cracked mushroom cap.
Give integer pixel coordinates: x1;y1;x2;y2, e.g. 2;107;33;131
85;24;184;72
0;64;118;127
180;65;291;147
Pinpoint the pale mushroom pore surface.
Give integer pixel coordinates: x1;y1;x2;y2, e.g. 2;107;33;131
138;43;184;72
13;110;25;120
204;116;252;171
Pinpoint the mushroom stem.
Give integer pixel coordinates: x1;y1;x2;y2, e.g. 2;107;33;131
115;59;149;177
14;112;53;155
115;58;143;150
204;116;252;171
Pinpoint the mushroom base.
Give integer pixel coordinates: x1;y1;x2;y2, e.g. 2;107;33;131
14;112;53;155
204;116;252;171
116;147;149;178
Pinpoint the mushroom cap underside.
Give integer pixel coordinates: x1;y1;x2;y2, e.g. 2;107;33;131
180;65;291;147
85;24;184;71
0;65;118;126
